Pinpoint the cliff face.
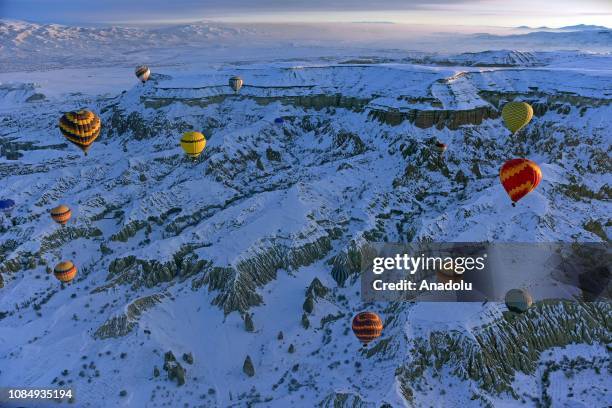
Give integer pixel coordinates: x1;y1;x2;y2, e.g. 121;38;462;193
94;293;167;339
202;229;340;314
397;301;612;403
142;93;371;112
368;106;499;130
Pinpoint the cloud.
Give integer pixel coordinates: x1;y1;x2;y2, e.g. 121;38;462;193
2;0;484;23
2;0;610;25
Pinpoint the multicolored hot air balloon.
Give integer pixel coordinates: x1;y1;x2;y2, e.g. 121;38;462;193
505;288;533;313
180;131;207;160
352;311;383;345
58;110;101;155
50;205;71;226
501;101;533;134
0;199;15;214
499;158;542;206
135;65;151;83
229;76;243;93
434;141;447;153
54;261;77;283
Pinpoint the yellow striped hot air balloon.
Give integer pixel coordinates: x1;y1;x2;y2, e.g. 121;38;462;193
501;101;533;134
351;311;383;346
180;131;207;160
54;261;77;283
50;205;71;226
58;110;101;155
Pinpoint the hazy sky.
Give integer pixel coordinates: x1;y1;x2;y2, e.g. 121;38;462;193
1;0;611;27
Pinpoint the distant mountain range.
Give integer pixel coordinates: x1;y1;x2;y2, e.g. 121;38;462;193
1;19;610;72
516;24;610;31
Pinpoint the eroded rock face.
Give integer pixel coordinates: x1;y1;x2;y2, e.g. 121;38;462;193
307;277;329;298
163;351;186;386
93;293;166;339
1;60;610;407
397;301;612;398
319;392;375;408
369;106;499;130
26;93;46;102
243;355;255;377
106;246;206;289
203;231;339;314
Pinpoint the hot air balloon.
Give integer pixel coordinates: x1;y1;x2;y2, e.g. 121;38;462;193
505;288;533;313
180;131;207;160
274;117;284;125
499;158;542;206
229;76;243;93
501;101;533;134
352;311;383;345
54;261;77;283
58;110;101;155
434;141;447;154
50;205;71;226
435;263;461;284
0;199;15;214
135;65;151;83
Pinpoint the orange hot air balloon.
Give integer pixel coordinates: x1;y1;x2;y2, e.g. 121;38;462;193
352;311;383;345
50;205;71;226
54;261;77;283
499;158;542;206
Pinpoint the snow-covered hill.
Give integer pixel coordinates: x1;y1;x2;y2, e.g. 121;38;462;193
0;19;260;72
0;19;253;49
0;21;611;408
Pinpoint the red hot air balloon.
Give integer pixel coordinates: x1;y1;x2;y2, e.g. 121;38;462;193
499;158;542;206
434;141;447;153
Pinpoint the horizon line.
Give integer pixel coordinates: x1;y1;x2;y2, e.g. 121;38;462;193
1;17;610;31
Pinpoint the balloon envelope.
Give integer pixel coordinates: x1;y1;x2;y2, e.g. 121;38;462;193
435;141;447;153
180;131;207;160
502;102;533;133
135;65;151;83
352;312;383;345
505;288;533;313
499;158;542;203
229;76;243;92
50;205;72;225
58;110;101;155
54;261;77;283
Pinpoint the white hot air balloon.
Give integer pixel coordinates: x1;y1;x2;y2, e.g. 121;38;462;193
135;65;151;83
229;75;243;93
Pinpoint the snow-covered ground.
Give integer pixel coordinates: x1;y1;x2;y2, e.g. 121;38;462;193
0;20;611;408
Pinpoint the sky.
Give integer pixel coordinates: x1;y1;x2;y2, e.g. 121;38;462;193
1;0;611;28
